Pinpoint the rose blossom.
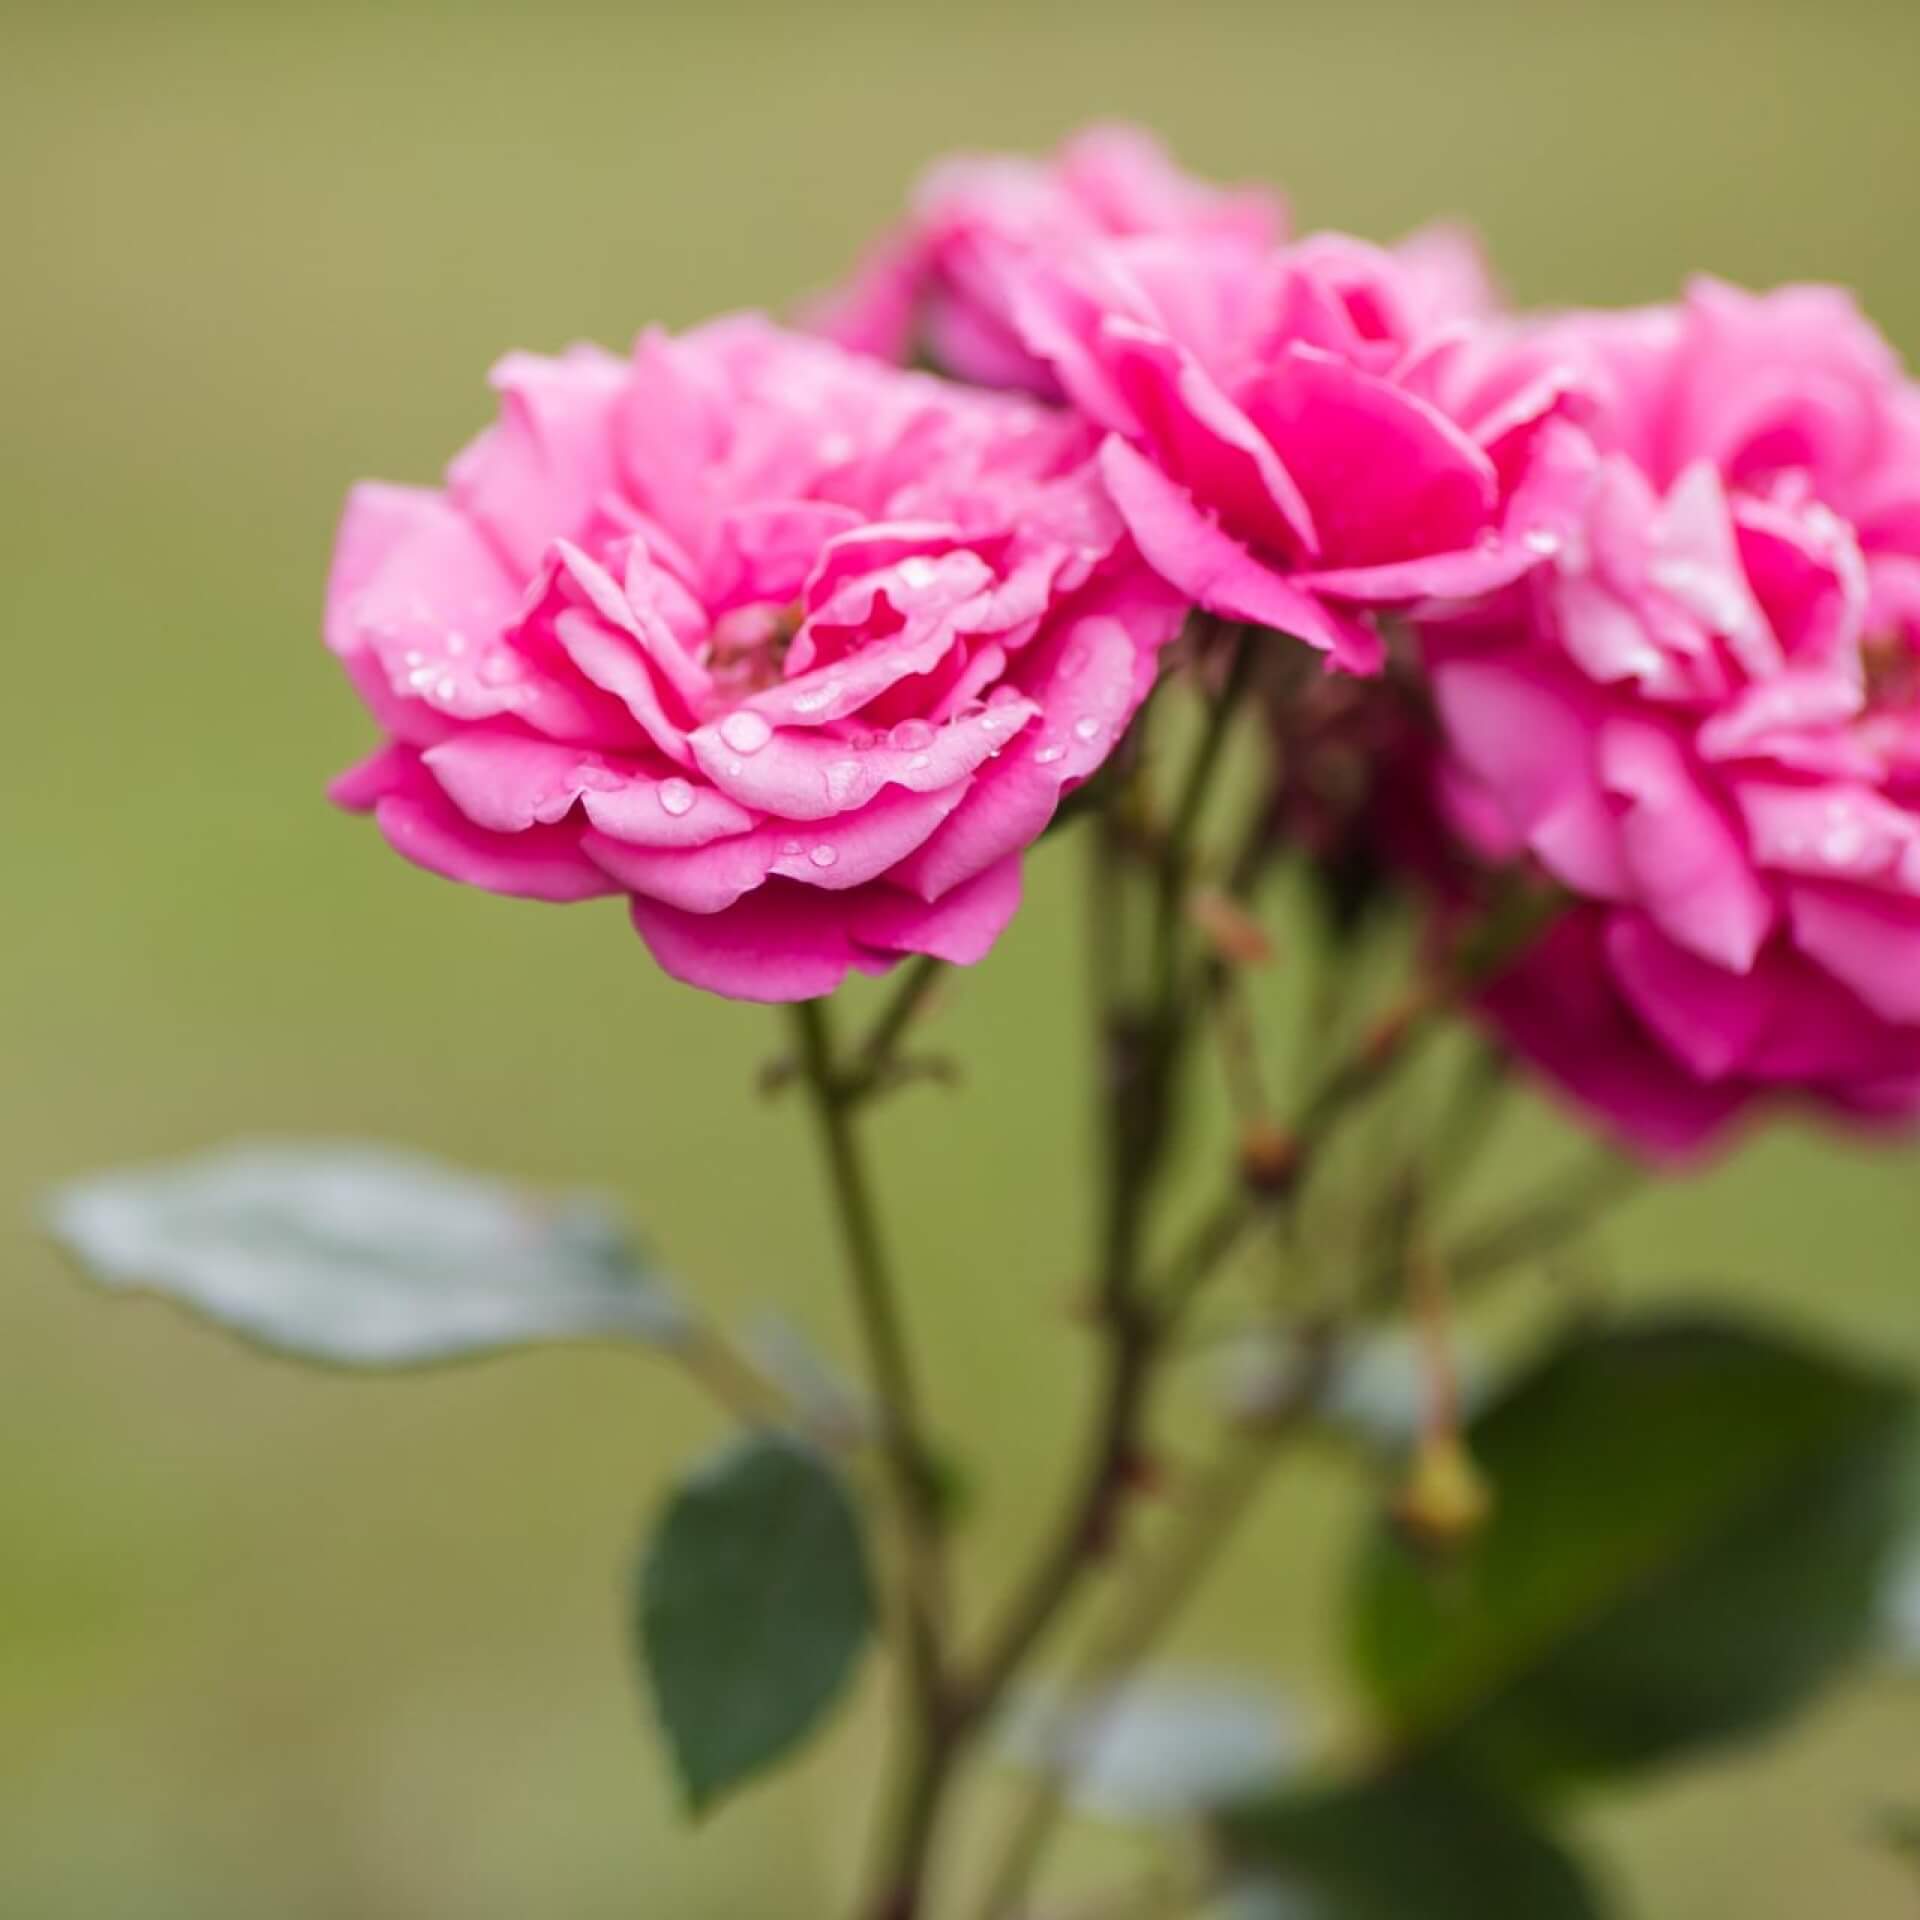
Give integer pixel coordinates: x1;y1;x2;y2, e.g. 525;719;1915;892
1416;281;1920;1157
325;317;1185;1002
813;129;1581;675
809;123;1285;397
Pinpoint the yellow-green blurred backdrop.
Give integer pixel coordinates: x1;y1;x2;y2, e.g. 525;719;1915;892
5;3;1919;1914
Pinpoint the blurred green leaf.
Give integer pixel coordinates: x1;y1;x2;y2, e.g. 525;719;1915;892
636;1433;875;1815
1350;1314;1916;1795
1217;1764;1605;1919
45;1139;687;1365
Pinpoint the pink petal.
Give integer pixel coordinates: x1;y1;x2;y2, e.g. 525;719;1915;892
1599;718;1774;971
1100;320;1318;558
1238;344;1497;569
1429;657;1627;897
1603;910;1777;1081
1788;884;1920;1023
355;752;616;904
446;346;629;576
889;603;1171;900
583;781;966;914
851;856;1024;964
1737;780;1920;890
326;483;526;744
688;701;1035;821
629;883;882;1003
1480;912;1750;1160
1099;437;1381;669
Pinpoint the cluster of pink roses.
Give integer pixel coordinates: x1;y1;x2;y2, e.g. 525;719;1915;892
327;126;1920;1158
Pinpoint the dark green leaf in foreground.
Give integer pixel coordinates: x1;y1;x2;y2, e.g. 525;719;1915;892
45;1139;687;1365
1350;1314;1917;1796
1216;1764;1605;1920
636;1433;875;1815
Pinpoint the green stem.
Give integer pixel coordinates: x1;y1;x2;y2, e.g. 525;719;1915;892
843;955;948;1103
788;998;950;1920
971;1335;1337;1920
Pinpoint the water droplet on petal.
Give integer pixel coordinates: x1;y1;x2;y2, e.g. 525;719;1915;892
1073;715;1103;743
1034;743;1067;765
888;718;936;752
791;681;840;715
907;753;932;771
720;709;773;754
809;843;839;869
657;777;695;817
779;838;804;857
1524;530;1562;556
434;676;459;702
825;759;869;806
1822;823;1866;866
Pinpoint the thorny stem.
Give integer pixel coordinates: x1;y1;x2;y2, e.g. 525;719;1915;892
971;1335;1339;1920
1449;1149;1644;1293
970;636;1256;1716
843;955;950;1104
789;997;953;1920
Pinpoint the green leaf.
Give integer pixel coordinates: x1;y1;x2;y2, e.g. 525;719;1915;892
1216;1764;1605;1920
1350;1314;1916;1796
636;1433;875;1814
45;1140;687;1365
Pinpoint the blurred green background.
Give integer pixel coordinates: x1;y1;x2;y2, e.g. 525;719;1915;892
5;2;1919;1914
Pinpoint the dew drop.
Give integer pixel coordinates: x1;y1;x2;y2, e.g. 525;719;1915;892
825;759;869;806
907;753;932;771
657;777;695;817
719;709;773;754
791;681;839;715
1524;530;1562;556
809;843;839;869
779;838;804;858
1073;715;1103;743
1034;743;1067;765
434;676;459;702
888;718;936;752
1822;823;1866;866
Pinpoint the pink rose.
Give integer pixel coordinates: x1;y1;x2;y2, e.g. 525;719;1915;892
896;204;1571;673
808;124;1285;396
1417;287;1920;1155
325;318;1185;1002
1442;279;1920;647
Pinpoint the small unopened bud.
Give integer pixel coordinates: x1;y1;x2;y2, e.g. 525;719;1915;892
1189;887;1275;968
1239;1119;1301;1193
1392;1431;1494;1555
